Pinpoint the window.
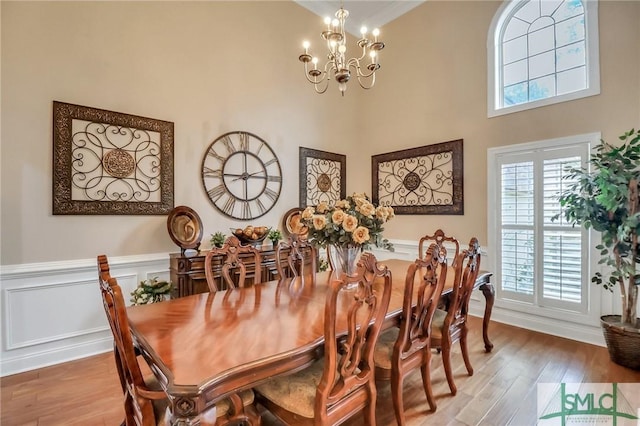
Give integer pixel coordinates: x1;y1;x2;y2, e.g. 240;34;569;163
488;133;598;318
488;0;600;117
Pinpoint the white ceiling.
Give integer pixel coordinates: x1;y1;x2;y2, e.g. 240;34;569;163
295;1;425;36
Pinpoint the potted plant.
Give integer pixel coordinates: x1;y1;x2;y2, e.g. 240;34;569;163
130;277;173;305
268;229;283;247
210;231;226;248
555;128;639;369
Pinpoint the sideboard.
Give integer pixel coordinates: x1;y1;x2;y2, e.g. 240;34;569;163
169;247;312;297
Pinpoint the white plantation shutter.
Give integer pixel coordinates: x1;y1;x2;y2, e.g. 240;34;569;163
501;162;534;296
493;138;590;313
542;157;583;305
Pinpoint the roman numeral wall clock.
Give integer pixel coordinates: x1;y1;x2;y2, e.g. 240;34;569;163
201;131;282;220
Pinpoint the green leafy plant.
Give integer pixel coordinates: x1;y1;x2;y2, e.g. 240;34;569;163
554;129;639;327
130;277;173;306
210;231;226;248
268;229;282;245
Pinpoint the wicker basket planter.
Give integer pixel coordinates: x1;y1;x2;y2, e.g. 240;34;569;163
600;315;640;370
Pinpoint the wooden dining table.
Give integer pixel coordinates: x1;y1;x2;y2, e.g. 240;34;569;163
127;258;493;425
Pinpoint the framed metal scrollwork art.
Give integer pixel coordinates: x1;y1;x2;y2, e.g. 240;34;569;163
299;147;346;208
372;139;463;215
52;101;174;215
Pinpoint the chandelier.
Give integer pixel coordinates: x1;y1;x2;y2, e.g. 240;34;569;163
298;7;385;96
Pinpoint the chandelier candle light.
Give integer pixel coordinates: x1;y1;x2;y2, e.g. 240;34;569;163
298;7;385;96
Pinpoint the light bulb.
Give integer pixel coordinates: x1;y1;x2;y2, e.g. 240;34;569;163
324;17;331;25
303;41;310;49
332;19;339;27
372;28;380;37
370;51;376;60
330;40;337;48
360;26;368;36
338;45;346;54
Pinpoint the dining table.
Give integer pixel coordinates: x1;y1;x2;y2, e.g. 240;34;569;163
127;258;493;425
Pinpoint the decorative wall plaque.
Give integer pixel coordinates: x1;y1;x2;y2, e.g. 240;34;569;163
52;101;174;215
372;139;463;215
299;147;346;207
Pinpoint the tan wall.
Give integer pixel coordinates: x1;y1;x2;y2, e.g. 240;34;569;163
0;1;361;265
357;0;640;246
1;1;639;265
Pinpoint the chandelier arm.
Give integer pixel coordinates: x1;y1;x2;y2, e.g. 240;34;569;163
355;43;369;62
348;59;376;80
302;61;326;85
356;73;376;90
313;80;330;94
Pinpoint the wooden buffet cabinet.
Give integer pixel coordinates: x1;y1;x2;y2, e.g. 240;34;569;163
169;247;306;297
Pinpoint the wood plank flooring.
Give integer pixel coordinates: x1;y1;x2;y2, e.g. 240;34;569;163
2;317;639;425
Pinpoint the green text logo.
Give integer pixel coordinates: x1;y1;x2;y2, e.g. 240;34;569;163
538;383;639;426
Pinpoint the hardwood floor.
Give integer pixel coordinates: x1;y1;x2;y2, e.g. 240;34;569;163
2;317;639;425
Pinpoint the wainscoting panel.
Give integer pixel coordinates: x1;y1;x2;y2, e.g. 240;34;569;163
0;242;606;376
0;253;170;377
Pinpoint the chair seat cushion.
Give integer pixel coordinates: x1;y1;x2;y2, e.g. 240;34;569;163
254;359;325;419
373;327;399;370
430;308;447;339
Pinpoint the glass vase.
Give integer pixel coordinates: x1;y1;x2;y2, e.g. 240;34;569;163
330;245;361;290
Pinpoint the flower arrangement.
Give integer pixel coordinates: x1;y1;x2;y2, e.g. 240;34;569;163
130;277;173;306
301;192;395;251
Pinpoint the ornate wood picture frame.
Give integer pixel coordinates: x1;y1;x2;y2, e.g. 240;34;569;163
299;147;346;207
372;139;464;215
52;101;174;215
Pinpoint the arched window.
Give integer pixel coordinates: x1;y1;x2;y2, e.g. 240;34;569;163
488;0;600;117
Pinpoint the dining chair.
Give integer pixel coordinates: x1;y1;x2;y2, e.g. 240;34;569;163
97;255;260;426
205;235;262;292
373;243;449;424
275;233;317;279
430;238;481;396
418;228;460;262
254;252;393;425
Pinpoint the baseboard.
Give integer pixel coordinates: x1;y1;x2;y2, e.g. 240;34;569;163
468;301;606;347
1;336;113;376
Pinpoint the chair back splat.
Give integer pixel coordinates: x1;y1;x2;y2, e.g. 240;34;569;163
205;235;262;292
275;233;317;279
98;255;165;425
418;228;460;262
373;243;448;424
255;252;392;425
431;237;482;396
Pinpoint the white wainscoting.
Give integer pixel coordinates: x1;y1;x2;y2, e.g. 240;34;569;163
0;253;170;377
0;241;605;377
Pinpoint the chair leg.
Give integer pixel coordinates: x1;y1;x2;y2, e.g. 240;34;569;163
420;354;437;412
390;370;406;426
364;383;377;426
441;342;457;396
460;326;474;376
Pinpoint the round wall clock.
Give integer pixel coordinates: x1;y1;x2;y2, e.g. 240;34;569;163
201;131;282;220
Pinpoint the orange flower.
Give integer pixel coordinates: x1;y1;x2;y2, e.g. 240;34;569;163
352;226;370;244
342;215;358;232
